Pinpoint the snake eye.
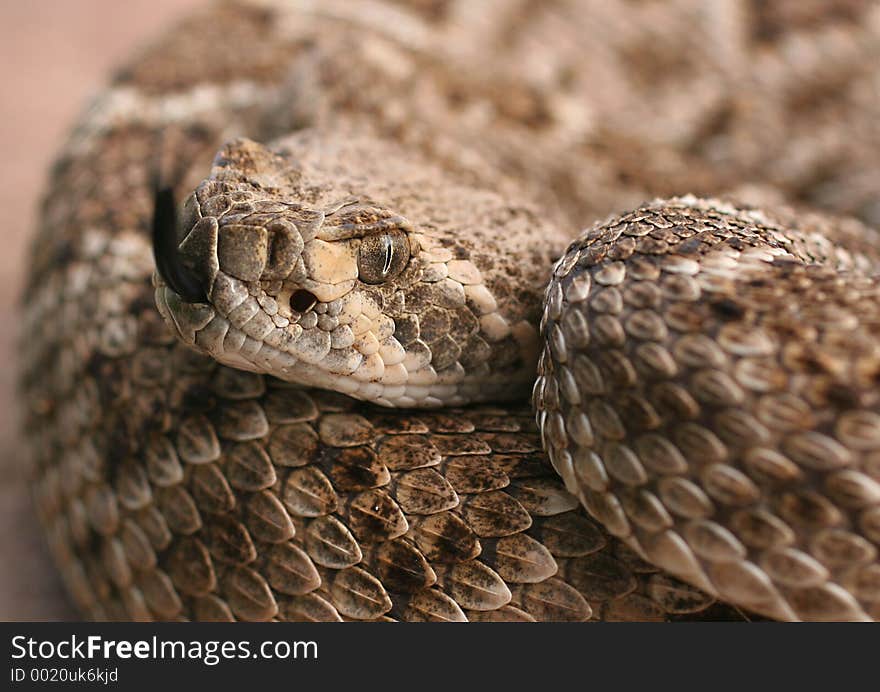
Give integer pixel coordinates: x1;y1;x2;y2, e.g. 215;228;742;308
357;230;410;284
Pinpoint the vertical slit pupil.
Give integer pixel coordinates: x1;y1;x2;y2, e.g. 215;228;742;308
382;235;394;275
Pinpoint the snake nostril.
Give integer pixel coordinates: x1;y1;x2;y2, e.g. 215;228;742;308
291;289;317;313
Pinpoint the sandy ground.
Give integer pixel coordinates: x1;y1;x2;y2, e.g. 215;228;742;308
0;0;202;621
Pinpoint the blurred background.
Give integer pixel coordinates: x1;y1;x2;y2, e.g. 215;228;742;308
0;0;201;621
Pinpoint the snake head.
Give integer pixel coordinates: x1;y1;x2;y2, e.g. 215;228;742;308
154;136;547;407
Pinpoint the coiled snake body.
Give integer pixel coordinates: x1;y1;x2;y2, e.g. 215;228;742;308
20;0;880;621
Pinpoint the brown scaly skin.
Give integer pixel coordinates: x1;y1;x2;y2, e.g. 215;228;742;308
34;372;745;622
19;0;880;620
536;198;880;621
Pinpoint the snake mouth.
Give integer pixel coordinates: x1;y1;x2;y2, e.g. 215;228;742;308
154;271;435;404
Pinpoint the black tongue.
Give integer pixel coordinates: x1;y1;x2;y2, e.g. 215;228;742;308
151;184;208;304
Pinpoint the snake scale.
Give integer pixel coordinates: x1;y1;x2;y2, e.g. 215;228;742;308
19;0;880;621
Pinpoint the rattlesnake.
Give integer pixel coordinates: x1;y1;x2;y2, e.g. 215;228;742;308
20;0;880;621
